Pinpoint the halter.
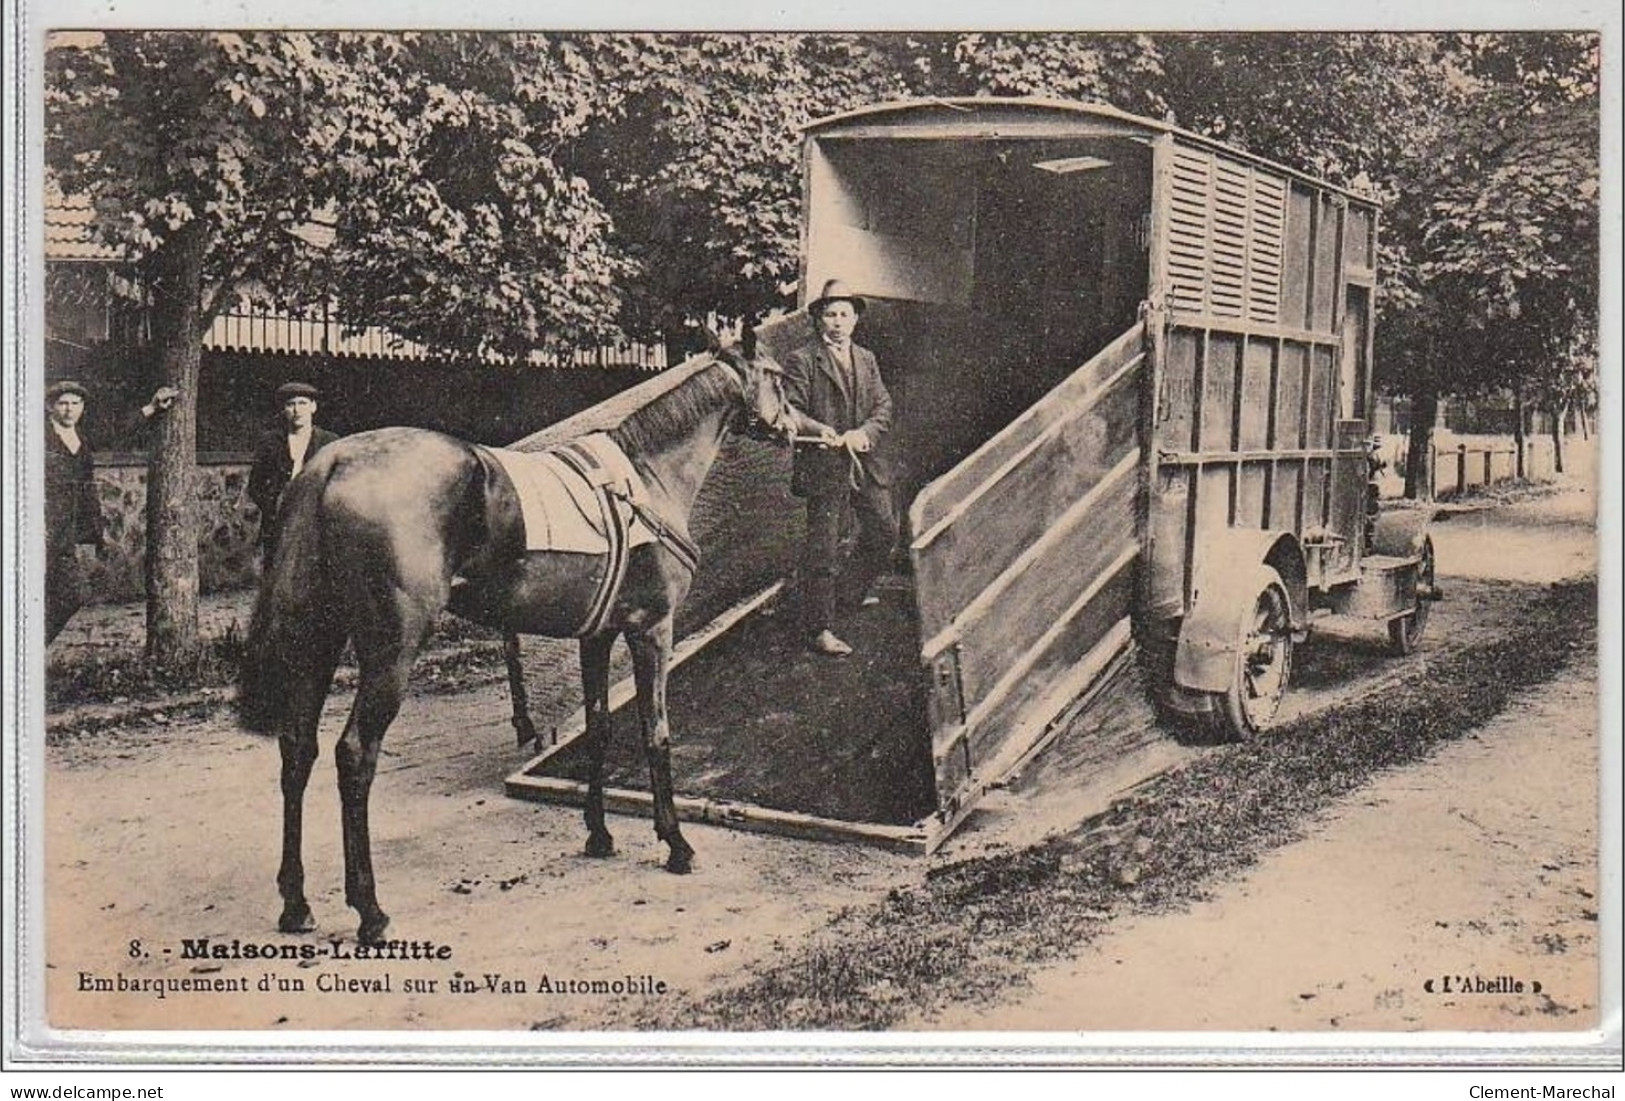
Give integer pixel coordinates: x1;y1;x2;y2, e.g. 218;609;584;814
713;346;792;440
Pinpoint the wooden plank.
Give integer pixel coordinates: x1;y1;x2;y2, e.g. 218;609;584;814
1239;337;1274;451
910;322;1144;537
1199;331;1242;451
1312;194;1340;333
1346;207;1375;270
1160;327;1200;451
1272;460;1303;533
1237;460;1270;530
503;772;932;855
923;619;1136;854
911;370;1139;640
1275;342;1308;449
1147;464;1191;617
811;117;1152;143
1158;447;1341;465
949;460;1138;703
1284;185;1315;331
1304;457;1331;530
1195;463;1232;538
965;562;1137;766
1165;316;1341;350
1305;344;1336;449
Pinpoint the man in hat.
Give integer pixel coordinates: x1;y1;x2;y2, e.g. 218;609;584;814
248;381;339;566
45;379;179;643
780;279;899;656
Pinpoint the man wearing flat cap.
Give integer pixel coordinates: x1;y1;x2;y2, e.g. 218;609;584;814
45;379;179;643
780;279;899;657
248;381;338;566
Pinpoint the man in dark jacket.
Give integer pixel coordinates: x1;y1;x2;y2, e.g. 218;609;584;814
781;280;899;656
45;379;178;643
248;381;339;566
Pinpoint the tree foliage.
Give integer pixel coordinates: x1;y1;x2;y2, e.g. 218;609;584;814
44;28;1604;627
563;33;908;341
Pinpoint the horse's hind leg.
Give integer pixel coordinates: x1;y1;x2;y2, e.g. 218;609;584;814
504;633;539;747
277;641;343;933
627;622;694;875
333;645;415;945
579;632;617;858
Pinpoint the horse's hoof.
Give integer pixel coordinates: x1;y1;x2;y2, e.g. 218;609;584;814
278;904;316;934
357;912;391;947
584;832;616;859
665;847;695;875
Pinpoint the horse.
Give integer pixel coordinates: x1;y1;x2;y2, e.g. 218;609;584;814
238;333;790;945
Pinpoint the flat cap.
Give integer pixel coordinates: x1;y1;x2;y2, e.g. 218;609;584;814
46;380;90;402
276;381;320;401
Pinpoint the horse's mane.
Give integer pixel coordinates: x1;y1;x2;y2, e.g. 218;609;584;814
609;359;738;458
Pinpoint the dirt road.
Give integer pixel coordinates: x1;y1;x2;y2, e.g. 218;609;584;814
918;483;1602;1034
36;480;1602;1041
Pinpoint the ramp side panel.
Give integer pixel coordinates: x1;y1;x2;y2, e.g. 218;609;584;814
911;365;1141;642
910;329;1145;811
911;321;1144;537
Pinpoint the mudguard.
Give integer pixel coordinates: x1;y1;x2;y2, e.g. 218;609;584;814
1172;529;1308;694
1369;508;1433;559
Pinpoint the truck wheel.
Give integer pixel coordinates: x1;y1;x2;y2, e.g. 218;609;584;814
1387;536;1436;656
1205;566;1294;742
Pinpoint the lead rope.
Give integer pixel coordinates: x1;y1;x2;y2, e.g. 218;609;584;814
844;439;867;490
791;434;869;490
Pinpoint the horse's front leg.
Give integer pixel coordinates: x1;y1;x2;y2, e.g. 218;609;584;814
580;632;618;858
335;647;413;946
627;621;694;875
504;632;539;747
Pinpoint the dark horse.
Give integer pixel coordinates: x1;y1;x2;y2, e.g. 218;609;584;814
238;336;789;945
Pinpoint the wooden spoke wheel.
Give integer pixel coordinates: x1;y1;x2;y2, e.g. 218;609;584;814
1387;536;1436;656
1207;567;1294;743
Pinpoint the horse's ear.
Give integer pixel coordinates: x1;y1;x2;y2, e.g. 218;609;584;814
742;325;758;360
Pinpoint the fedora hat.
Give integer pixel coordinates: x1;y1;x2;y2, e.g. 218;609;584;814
46;380;90;402
808;279;866;316
276;381;320;401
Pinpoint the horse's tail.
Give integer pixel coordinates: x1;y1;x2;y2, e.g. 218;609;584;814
238;453;343;733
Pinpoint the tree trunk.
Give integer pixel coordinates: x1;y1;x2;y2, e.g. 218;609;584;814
1512;386;1527;481
1403;389;1439;500
1551;402;1566;475
143;223;207;668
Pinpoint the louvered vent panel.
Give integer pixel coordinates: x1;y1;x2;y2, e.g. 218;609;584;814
1210;159;1249;318
1247;173;1287;324
1165;146;1288;325
1168;149;1211;314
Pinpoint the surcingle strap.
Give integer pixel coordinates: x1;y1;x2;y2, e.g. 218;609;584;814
557;437;702;577
482;433;700;639
551;441;636;638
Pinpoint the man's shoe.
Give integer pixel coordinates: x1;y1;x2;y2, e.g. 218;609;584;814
811;630;853;656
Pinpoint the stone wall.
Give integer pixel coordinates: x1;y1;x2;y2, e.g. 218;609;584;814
85;455;261;604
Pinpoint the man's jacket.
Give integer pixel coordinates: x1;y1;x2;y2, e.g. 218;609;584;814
782;339;896;498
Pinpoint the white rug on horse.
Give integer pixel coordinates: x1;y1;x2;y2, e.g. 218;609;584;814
485;434;656;554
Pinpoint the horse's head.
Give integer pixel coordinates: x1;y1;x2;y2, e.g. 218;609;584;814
706;327;792;442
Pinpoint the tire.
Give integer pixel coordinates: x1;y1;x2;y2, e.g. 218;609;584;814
1387;536;1436;656
1203;566;1294;743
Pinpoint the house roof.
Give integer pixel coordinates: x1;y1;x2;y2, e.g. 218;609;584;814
44;189;122;262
